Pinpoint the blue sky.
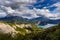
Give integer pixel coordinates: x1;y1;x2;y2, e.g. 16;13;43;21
0;0;60;20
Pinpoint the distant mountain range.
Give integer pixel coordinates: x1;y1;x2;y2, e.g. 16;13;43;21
0;16;28;23
0;16;60;26
30;16;60;25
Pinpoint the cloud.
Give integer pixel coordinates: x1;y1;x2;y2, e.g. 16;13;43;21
0;0;37;17
0;0;36;4
48;2;60;20
0;0;60;20
0;10;7;18
52;2;60;13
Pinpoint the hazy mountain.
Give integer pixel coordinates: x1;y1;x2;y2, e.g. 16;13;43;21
0;16;30;24
30;17;60;26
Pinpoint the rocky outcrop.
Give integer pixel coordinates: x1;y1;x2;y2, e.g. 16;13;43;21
0;22;32;37
0;22;17;37
15;24;32;28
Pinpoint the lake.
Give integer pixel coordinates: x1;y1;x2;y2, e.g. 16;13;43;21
37;24;57;28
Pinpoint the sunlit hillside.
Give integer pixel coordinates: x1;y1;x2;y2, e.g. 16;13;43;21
0;20;60;40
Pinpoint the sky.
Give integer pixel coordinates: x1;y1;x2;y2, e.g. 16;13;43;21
0;0;60;20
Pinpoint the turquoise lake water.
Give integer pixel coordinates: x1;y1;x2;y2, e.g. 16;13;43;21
37;24;56;28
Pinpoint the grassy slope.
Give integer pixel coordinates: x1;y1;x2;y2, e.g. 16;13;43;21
0;17;60;40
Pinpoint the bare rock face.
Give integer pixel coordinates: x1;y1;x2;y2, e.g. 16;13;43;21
0;22;32;37
0;23;17;37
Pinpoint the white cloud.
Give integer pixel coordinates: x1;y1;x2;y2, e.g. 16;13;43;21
15;0;36;4
0;9;7;18
0;0;60;20
0;0;36;5
4;7;15;14
48;2;60;20
50;2;60;13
